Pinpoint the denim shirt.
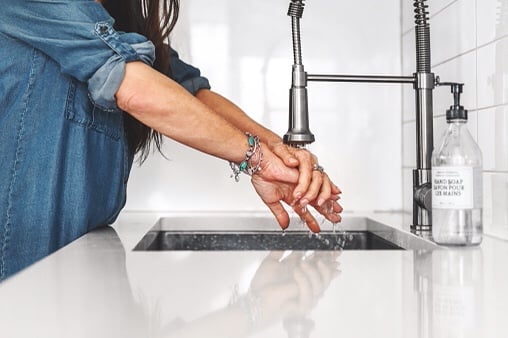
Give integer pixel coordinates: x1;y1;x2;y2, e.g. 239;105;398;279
0;0;210;280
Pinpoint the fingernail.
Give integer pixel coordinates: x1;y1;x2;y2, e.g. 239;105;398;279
294;191;302;200
317;198;325;206
300;199;309;207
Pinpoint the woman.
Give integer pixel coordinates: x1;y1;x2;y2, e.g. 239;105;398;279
0;0;342;280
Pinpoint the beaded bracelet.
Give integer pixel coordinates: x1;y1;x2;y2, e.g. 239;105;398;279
230;133;263;182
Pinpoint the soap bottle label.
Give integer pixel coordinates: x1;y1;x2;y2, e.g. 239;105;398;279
432;167;474;209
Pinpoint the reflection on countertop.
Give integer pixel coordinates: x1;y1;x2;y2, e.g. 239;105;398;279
0;212;507;338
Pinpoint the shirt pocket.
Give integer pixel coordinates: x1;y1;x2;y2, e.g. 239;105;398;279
65;79;122;140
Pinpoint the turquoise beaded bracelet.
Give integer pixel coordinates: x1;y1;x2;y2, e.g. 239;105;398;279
230;133;263;182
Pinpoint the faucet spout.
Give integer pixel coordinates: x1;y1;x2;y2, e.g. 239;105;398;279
284;64;315;147
284;0;314;147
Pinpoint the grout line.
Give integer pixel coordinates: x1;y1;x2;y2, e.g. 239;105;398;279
432;48;477;69
403;112;447;124
431;0;460;18
401;27;414;37
401;102;508;123
472;102;508;112
476;33;508;51
402;166;508;174
432;34;508;70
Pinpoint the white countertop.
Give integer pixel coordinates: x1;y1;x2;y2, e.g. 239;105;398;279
0;211;507;338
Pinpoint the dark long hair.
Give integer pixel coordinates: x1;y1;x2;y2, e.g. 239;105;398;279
102;0;179;162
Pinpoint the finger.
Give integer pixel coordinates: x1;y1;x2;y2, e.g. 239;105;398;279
291;151;316;200
316;260;333;288
316;174;333;207
283;251;306;262
266;201;291;230
312;200;342;223
321;199;343;214
293;205;321;233
293;267;314;311
316;259;341;289
300;261;324;297
267;251;286;262
331;182;342;195
300;171;323;207
334;200;344;213
271;143;299;167
328;201;343;223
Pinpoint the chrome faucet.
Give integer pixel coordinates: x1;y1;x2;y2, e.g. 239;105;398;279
283;0;440;231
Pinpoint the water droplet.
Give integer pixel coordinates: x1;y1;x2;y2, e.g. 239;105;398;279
281;229;286;237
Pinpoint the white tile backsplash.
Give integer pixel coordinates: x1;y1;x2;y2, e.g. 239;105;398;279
402;31;416;76
430;0;476;65
433;51;477;117
483;172;508;238
402;168;413;213
478;105;508;171
477;36;508;108
477;0;508;46
429;0;460;16
402;1;414;34
403;122;417;168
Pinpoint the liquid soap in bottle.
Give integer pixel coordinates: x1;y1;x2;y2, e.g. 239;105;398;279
431;83;483;246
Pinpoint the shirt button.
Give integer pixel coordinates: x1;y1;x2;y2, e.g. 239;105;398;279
100;26;108;34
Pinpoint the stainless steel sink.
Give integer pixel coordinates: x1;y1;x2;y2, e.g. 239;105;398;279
134;214;439;251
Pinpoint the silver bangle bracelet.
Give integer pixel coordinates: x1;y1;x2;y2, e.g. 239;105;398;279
229;133;263;182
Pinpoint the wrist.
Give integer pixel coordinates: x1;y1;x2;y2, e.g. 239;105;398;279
229;133;263;182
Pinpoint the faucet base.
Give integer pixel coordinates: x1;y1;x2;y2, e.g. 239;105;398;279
411;168;432;231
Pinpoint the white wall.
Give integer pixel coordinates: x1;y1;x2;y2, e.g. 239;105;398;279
402;0;508;239
123;0;402;215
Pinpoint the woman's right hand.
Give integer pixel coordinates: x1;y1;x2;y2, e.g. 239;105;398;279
268;142;342;209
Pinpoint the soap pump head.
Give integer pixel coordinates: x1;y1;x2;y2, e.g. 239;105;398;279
446;83;468;121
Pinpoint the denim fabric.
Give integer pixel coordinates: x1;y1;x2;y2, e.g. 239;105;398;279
0;0;210;280
168;48;211;94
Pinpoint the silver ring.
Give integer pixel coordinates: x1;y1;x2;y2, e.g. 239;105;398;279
312;164;325;173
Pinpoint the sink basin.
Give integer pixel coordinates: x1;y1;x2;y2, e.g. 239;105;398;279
134;214;439;251
135;230;402;250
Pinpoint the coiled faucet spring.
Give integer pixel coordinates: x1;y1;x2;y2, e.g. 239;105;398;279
414;0;431;72
288;0;305;66
287;0;305;18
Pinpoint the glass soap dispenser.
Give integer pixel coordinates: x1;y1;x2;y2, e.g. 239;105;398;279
431;83;483;246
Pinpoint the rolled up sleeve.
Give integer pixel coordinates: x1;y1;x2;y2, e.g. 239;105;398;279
167;48;211;95
0;0;155;110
